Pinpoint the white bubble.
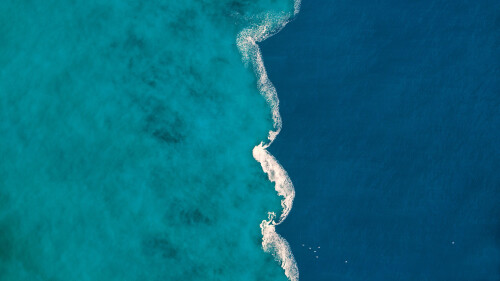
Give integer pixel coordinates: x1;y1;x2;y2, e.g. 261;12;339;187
237;2;303;281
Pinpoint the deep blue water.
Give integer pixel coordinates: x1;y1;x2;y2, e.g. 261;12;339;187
261;0;500;280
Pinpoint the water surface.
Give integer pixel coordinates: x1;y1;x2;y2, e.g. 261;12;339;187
261;0;500;280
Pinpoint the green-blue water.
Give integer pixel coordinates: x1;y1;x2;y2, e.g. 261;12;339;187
0;1;298;280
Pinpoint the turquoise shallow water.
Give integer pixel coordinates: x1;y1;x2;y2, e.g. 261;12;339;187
0;1;297;280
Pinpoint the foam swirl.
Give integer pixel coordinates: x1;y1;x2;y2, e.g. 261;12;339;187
236;2;301;280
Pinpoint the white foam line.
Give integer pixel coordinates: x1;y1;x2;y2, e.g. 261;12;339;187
236;2;301;281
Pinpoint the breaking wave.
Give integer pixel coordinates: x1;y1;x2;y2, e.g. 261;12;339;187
236;2;301;280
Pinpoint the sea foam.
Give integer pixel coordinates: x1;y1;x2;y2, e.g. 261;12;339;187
236;2;301;280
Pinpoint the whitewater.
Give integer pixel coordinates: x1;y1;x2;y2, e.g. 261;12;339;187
237;2;301;280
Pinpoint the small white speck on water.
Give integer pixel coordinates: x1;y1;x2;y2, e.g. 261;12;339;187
345;260;348;264
451;241;455;245
316;256;319;259
313;250;317;253
309;247;312;250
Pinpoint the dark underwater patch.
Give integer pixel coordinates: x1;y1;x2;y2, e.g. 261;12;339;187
142;235;178;259
144;105;185;144
180;208;212;225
